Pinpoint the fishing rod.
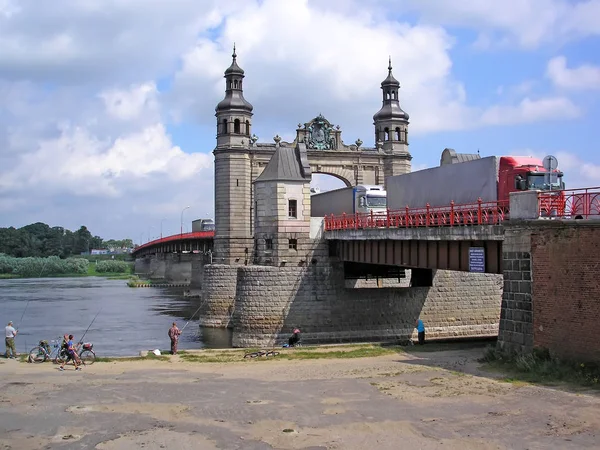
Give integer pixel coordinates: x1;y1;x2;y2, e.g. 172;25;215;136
180;302;204;333
78;308;102;344
17;299;32;331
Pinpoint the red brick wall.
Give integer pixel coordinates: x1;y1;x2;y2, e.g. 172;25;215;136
531;225;600;362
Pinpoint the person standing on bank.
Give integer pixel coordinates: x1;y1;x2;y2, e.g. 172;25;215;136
168;322;181;355
415;319;425;345
5;321;17;359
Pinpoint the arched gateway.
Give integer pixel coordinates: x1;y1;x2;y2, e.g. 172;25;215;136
213;48;413;264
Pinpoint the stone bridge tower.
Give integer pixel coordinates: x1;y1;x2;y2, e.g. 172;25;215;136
213;46;254;265
373;57;412;181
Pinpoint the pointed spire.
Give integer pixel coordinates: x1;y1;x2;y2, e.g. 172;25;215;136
382;55;399;87
225;43;244;76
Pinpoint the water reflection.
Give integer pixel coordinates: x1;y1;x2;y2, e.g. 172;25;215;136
0;277;232;356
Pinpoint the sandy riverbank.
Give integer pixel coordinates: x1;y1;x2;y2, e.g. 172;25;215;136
1;345;599;449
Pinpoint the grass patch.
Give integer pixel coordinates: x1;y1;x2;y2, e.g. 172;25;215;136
94;352;171;363
178;344;402;363
0;274;19;279
480;346;600;390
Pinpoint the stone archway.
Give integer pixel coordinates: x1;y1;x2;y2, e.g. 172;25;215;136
310;167;353;187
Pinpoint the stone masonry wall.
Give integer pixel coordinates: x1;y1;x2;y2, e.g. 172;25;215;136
198;264;238;328
531;224;600;362
225;265;502;347
498;225;533;354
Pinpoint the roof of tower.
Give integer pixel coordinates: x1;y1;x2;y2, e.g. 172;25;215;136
381;56;400;87
255;146;310;183
373;57;409;122
224;44;244;76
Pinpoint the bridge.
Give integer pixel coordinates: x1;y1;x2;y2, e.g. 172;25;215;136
323;187;600;276
132;231;214;285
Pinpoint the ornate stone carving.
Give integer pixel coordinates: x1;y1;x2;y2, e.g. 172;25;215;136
355;138;363;149
306;114;335;150
250;134;258;146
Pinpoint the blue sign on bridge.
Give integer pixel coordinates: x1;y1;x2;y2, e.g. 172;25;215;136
469;248;485;273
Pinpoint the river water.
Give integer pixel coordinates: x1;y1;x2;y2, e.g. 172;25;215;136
0;277;232;356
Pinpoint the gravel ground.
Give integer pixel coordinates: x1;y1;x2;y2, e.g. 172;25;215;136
0;346;599;449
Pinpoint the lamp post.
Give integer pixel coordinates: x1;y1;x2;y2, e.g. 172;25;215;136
180;206;190;237
148;225;155;243
160;218;166;239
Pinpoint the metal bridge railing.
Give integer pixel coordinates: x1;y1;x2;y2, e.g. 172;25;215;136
538;186;600;219
324;198;509;231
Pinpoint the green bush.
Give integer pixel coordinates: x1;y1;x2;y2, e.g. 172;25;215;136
95;260;130;273
0;254;88;276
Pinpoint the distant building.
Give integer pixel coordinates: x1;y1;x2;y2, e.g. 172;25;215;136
192;218;215;232
90;249;109;255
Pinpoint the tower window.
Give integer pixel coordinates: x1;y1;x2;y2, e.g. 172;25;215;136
395;127;401;141
234;80;238;89
289;239;298;250
246;120;250;136
288;199;297;219
384;128;390;141
265;239;273;250
234;119;240;134
386;92;391;100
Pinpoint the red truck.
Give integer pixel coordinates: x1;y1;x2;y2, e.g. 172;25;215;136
387;152;565;212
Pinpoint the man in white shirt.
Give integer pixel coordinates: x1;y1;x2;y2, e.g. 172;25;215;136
5;321;17;359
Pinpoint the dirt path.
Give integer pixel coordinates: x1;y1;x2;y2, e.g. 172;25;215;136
0;347;598;449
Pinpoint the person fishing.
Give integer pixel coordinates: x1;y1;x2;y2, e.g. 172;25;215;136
288;327;301;347
59;334;82;371
168;322;181;355
5;321;17;359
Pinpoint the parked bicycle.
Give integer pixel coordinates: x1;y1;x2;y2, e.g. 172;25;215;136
28;338;96;365
28;337;67;364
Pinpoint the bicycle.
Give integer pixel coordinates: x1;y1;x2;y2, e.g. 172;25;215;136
28;337;67;364
243;349;280;358
28;338;96;365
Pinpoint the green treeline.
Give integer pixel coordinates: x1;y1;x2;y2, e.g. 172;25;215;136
0;222;133;258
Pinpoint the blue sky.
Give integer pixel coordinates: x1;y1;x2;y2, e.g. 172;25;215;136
1;0;599;240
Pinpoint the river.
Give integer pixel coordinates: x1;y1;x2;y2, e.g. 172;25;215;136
0;277;232;356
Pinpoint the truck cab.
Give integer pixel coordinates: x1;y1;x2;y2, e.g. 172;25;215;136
499;156;564;200
354;185;387;214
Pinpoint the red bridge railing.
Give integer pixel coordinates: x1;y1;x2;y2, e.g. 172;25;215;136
134;231;215;252
539;186;600;219
324;199;509;231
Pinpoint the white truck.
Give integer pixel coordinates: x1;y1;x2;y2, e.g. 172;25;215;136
310;185;387;217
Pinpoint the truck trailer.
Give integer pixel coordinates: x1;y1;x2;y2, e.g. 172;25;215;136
310;185;387;217
387;155;564;211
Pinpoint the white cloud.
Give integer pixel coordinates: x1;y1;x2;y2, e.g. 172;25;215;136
480;97;581;126
546;56;600;90
99;82;160;121
398;0;600;49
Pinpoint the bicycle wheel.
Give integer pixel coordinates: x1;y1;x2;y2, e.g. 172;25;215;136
79;349;96;365
28;346;47;363
54;349;67;364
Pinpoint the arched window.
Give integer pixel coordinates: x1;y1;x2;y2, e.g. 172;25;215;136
386;92;391;100
234;80;238;89
245;120;250;136
384;127;390;141
221;119;227;134
395;127;401;141
393;91;397;100
234;119;240;134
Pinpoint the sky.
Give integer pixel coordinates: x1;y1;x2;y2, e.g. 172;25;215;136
1;0;599;242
